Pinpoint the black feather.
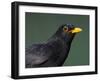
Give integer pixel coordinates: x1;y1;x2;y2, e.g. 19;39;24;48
25;24;76;68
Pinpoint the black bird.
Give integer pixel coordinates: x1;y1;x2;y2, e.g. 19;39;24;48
25;24;82;68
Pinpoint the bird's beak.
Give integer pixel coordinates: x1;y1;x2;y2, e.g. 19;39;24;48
71;27;82;33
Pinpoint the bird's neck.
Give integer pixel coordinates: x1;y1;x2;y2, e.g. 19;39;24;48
47;35;73;47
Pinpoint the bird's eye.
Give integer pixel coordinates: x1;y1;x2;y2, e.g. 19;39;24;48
63;26;68;32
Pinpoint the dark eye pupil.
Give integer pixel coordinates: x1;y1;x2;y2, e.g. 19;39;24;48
64;28;67;30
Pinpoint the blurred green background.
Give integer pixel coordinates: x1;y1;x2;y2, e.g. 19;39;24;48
25;12;89;66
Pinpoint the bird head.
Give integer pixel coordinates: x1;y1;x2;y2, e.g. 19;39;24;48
55;24;82;43
62;24;82;34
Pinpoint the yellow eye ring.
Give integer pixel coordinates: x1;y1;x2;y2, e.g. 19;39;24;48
63;26;68;32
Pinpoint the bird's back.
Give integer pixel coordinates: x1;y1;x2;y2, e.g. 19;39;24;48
26;44;53;68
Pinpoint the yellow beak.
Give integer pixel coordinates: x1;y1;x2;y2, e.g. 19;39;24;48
71;27;82;33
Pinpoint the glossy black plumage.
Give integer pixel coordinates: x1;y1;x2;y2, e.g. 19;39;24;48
25;24;80;68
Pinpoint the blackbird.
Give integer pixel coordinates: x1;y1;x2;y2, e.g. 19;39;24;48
25;24;82;68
